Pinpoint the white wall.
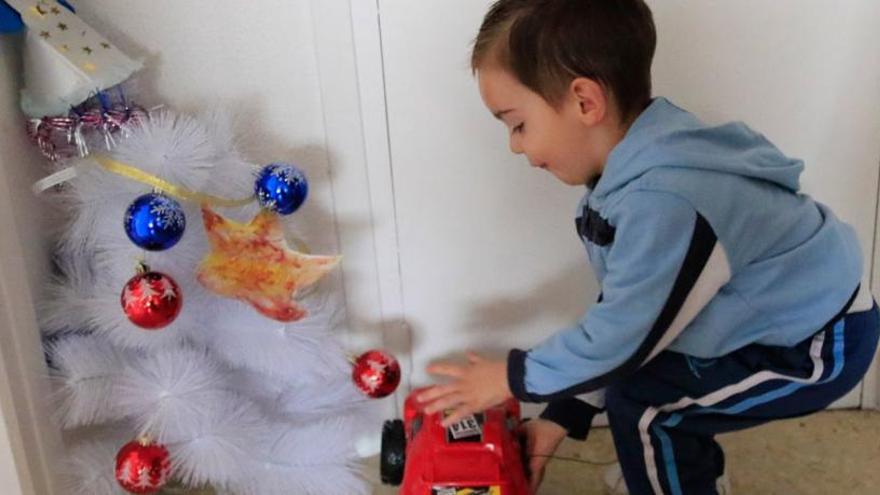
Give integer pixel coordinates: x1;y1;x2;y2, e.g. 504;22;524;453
651;1;880;257
377;0;595;395
374;0;880;413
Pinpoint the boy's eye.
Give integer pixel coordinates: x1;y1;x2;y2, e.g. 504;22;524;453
512;123;525;134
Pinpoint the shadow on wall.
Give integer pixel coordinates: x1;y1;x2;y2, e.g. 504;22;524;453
403;259;600;388
463;260;600;335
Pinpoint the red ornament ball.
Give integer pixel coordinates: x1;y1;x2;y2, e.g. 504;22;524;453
352;349;401;399
115;439;171;494
121;271;182;330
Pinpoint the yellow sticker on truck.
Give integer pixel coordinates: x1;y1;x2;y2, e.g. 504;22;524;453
431;486;501;495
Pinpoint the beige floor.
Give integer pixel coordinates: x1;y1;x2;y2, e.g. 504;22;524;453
367;410;880;494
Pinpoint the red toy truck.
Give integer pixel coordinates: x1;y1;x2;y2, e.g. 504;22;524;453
380;388;530;495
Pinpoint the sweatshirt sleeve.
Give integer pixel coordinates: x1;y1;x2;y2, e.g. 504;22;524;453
508;191;731;402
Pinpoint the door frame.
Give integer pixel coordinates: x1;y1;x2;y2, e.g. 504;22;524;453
0;35;63;495
865;157;880;410
310;0;410;417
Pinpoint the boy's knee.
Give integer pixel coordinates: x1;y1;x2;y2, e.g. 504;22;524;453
605;383;658;426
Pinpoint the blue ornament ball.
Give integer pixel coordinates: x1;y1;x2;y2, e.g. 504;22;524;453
254;163;309;215
124;193;186;251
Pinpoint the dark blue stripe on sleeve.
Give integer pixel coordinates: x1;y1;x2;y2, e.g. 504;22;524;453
511;213;718;402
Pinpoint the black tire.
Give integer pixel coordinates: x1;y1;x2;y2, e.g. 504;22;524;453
380;419;406;485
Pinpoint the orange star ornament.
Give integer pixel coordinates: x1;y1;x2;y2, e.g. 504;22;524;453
197;206;341;322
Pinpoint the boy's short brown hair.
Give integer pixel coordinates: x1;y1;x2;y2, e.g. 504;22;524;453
472;0;656;121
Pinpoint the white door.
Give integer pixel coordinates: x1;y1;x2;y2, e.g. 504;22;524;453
367;0;880;411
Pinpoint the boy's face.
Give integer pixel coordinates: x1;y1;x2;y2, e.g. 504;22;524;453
478;65;617;186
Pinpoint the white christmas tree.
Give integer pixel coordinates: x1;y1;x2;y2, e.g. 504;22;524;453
1;3;390;492
40;109;381;495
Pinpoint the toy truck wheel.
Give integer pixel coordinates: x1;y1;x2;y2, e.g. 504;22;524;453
380;419;406;485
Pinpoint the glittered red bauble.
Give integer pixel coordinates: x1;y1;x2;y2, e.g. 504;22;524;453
121;271;182;330
115;439;171;494
352;349;401;399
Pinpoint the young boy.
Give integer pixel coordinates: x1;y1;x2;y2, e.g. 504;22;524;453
416;1;880;494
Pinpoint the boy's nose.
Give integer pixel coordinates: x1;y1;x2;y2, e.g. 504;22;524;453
509;139;523;155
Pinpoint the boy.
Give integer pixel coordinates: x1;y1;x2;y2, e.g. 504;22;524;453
417;1;880;494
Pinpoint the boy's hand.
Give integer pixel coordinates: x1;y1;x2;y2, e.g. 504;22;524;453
417;352;512;427
519;418;568;494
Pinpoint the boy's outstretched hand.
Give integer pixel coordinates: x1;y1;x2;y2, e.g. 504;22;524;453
417;352;513;427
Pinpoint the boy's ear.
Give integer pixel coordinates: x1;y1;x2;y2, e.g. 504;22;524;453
569;77;606;126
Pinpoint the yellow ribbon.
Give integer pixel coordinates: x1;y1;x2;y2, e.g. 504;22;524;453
93;156;313;252
93;156;255;208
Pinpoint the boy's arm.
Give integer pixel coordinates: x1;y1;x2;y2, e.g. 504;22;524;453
538;390;605;440
509;191;731;403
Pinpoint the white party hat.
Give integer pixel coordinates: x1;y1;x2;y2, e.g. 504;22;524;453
5;0;141;117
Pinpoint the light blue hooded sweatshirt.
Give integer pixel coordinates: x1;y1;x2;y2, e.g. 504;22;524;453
508;97;863;404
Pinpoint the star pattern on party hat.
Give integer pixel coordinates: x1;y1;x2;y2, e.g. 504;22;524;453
196;206;341;322
4;0;142;116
